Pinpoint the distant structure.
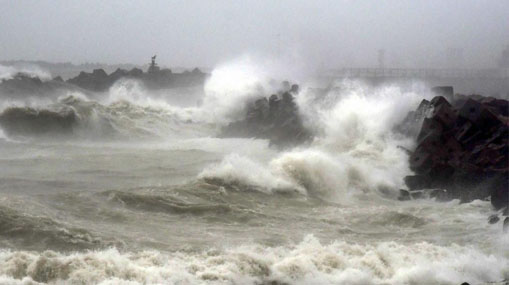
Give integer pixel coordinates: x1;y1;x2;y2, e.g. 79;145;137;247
499;46;509;68
64;55;205;92
147;55;160;74
377;49;386;69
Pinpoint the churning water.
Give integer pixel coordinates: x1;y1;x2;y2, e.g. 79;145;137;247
0;60;507;284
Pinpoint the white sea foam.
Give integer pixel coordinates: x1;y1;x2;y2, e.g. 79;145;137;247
200;54;309;124
0;58;507;285
199;79;429;200
198;153;304;194
0;56;307;140
0;64;52;81
0;235;506;285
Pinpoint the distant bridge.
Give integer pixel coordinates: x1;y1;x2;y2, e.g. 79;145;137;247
326;68;509;79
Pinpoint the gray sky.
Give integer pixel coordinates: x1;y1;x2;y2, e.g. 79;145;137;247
1;0;508;69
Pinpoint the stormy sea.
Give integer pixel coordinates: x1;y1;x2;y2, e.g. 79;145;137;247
0;61;507;285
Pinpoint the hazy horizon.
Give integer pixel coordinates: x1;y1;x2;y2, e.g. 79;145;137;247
1;0;508;69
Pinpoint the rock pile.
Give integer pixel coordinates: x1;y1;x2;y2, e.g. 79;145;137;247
0;57;208;96
220;84;311;147
401;87;508;211
0;73;78;98
67;69;112;92
66;66;206;92
65;57;207;92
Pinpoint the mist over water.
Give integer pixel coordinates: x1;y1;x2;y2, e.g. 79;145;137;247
0;59;508;284
0;65;52;81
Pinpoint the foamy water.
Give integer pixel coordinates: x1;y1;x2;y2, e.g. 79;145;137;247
0;234;507;285
0;61;507;284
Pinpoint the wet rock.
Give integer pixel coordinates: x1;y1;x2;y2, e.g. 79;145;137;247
409;191;423;199
64;57;208;92
127;67;143;77
398;189;410;201
220;83;311;147
109;68;129;82
404;175;431;190
491;180;509;211
67;69;110;91
488;214;500;224
429;189;448;201
402;87;509;209
397;188;448;201
482;97;509;117
394;99;432;138
504;217;509;233
0;73;89;101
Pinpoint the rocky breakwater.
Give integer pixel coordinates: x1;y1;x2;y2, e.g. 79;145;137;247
0;72;87;99
400;87;508;213
220;84;311;147
66;57;207;92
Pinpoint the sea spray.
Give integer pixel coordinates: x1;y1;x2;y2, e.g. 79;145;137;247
0;64;52;81
200;79;430;200
1;59;508;285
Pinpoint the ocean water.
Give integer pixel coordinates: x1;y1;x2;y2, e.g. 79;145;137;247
0;61;507;285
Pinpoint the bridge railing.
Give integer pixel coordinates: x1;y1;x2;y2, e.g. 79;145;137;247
327;68;509;79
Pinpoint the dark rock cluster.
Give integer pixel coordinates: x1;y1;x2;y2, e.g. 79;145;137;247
66;66;206;92
0;73;80;99
67;68;112;91
0;57;208;95
400;87;508;212
220;83;311;147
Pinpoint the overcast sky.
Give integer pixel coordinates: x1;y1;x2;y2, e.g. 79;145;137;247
1;0;508;69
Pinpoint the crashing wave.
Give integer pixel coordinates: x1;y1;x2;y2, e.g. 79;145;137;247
0;95;201;140
0;235;507;284
197;81;428;201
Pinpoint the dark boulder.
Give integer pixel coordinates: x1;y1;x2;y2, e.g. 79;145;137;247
398;189;411;201
109;68;129;82
64;57;208;92
404;175;431;190
490;177;509;210
401;87;509;209
0;73;90;100
67;69;111;91
127;67;143;77
394;99;432;138
220;83;311;147
488;214;500;224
